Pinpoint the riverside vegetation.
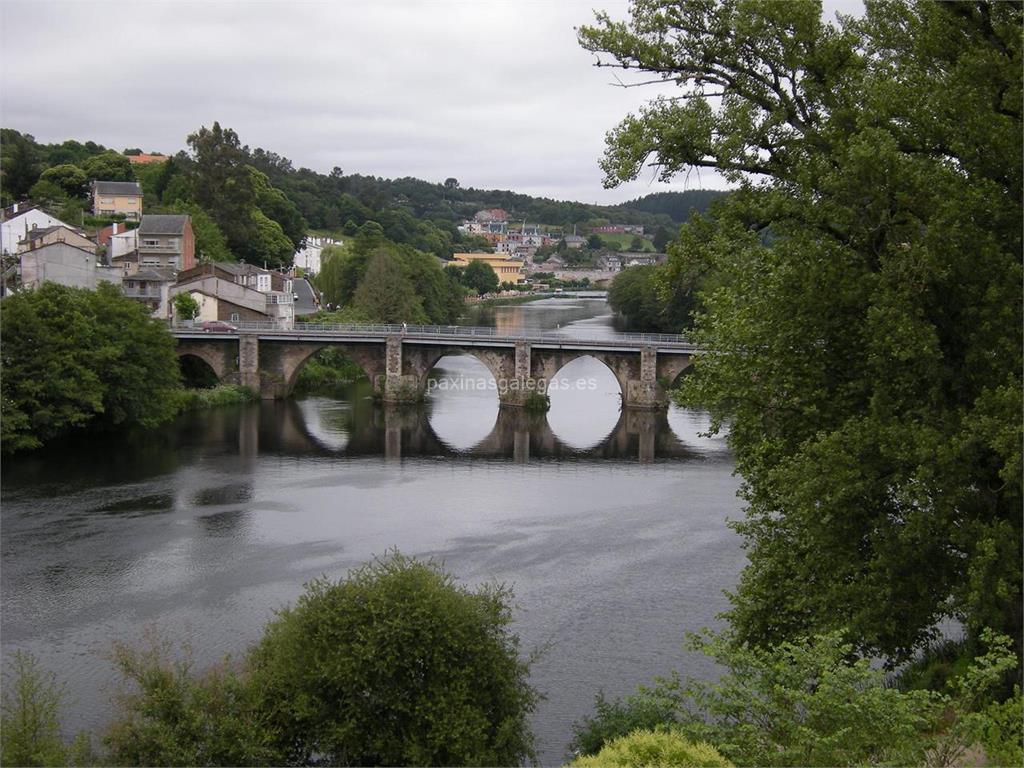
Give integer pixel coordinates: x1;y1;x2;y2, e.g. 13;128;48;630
2;0;1021;764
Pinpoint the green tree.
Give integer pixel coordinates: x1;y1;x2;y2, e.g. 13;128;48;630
1;652;77;767
104;637;279;767
652;226;671;252
580;0;1023;662
173;292;200;322
629;235;644;251
248;552;538;766
38;164;88;199
0;129;42;201
353;250;425;323
461;259;499;296
1;283;181;452
248;166;306;250
586;233;603;249
247;209;294;269
187;122;258;257
80;152;135;182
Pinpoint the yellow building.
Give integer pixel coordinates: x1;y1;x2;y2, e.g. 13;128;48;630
92;181;143;220
449;253;525;283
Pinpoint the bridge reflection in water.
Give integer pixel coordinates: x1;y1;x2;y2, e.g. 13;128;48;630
228;394;702;465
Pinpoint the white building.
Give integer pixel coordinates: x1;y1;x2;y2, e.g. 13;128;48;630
293;236;338;276
2;205;67;256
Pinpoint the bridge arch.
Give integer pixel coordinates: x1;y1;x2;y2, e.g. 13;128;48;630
271;342;388;399
174;341;235;383
178;353;221;388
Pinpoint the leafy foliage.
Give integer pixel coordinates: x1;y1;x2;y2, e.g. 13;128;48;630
104;637;279;767
581;0;1023;662
247;551;539;766
461;259;500;296
570;690;680;758
1;652;93;767
353;250;427;323
1;283;181;452
568;730;732;768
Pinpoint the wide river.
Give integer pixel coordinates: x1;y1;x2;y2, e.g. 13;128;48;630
1;298;745;765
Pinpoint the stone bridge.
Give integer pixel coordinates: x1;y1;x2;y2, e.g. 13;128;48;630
173;324;697;410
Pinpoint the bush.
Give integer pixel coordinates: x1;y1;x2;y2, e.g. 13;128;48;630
104;637;278;766
1;651;93;767
571;690;680;758
247;551;539;766
171;385;257;412
523;391;551;413
294;348;367;393
568;729;731;767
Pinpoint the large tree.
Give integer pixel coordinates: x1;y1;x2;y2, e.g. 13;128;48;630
1;283;181;452
580;0;1022;662
248;553;538;766
353;250;426;323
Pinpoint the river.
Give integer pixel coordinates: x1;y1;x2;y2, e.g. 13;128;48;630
0;298;745;765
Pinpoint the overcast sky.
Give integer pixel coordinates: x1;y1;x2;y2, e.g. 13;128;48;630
1;0;862;205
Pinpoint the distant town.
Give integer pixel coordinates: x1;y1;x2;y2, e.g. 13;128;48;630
2;167;669;329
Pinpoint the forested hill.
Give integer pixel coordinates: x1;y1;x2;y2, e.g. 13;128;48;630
1;126;727;263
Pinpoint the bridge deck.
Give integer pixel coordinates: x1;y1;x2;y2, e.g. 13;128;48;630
172;322;698;354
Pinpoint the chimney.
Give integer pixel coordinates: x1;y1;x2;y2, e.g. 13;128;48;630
12;203;18;213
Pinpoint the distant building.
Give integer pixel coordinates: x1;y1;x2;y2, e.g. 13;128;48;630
449;253;525;283
94;221;134;248
592;224;644;235
473;208;508;223
563;234;586;249
137;214;195;271
1;204;67;256
17;224;95;255
293;236;339;276
122;268;176;319
171;262;295;327
20;241;121;291
126;153;169;165
92;181;143;220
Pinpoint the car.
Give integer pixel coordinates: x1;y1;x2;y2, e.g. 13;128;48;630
201;320;238;333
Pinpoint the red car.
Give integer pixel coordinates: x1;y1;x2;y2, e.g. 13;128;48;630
201;320;238;333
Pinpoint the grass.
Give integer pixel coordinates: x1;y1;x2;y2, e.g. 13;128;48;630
172;385;258;412
596;232;655;251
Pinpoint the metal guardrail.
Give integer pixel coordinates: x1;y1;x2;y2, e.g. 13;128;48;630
173;322;697;350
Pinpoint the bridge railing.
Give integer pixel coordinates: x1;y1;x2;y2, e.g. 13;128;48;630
172;321;697;349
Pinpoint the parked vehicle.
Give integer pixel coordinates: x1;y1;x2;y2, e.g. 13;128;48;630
201;320;238;333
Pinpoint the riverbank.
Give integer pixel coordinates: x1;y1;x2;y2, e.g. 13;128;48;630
464;292;548;308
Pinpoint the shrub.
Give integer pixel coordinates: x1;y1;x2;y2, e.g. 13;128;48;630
568;729;731;767
570;690;679;757
247;551;539;766
523;391;551;413
103;637;279;767
1;651;93;767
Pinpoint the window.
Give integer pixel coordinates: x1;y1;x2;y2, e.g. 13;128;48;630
142;239;159;247
230;313;240;322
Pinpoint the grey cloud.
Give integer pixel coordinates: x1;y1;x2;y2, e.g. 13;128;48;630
1;0;863;205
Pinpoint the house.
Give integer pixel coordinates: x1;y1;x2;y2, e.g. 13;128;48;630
122;268;176;319
95;221;134;248
543;254;567;269
92;181;143;220
109;228;140;271
137;214;195;271
170;262;295;327
19;241;121;291
620;252;667;268
473;208;508;223
1;203;67;256
126;153;168;165
448;253;526;283
563;235;586;250
597;252;622;272
293;236;339;276
17;225;95;254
